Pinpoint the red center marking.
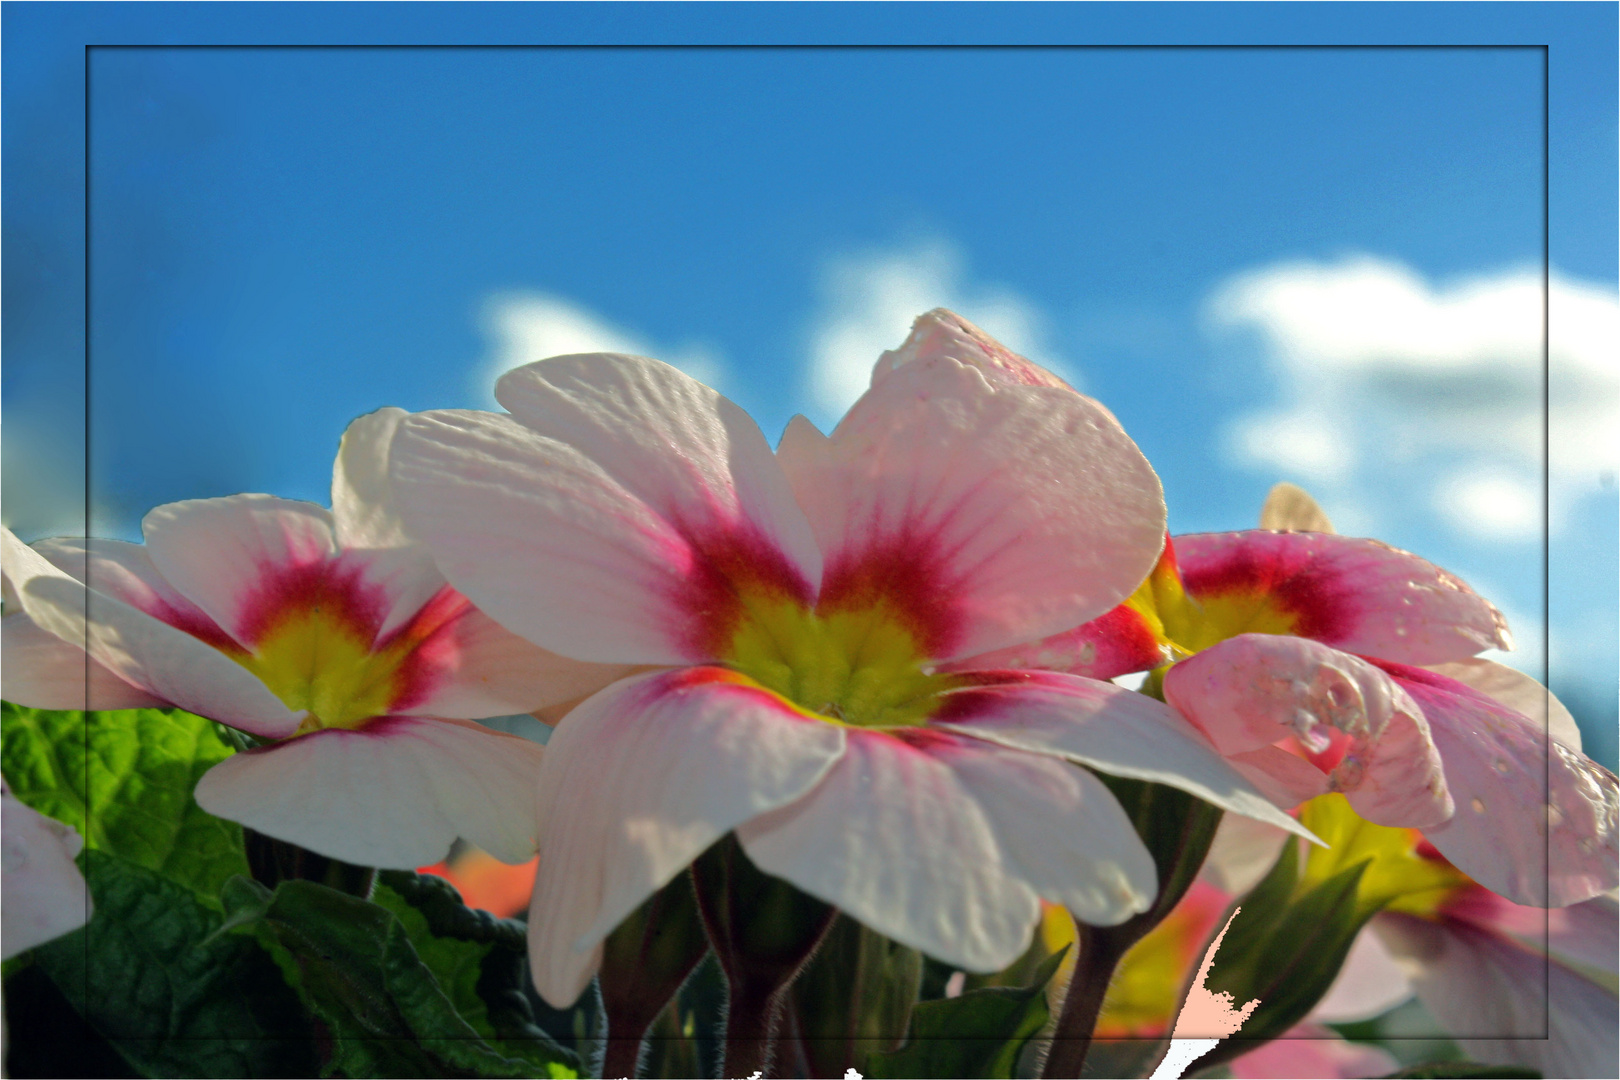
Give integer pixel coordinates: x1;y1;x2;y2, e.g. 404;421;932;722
1178;532;1354;642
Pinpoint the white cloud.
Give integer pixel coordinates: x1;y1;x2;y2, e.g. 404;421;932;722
473;292;725;408
1210;255;1619;539
803;240;1075;424
1436;472;1542;542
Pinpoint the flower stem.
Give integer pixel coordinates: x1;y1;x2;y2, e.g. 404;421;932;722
690;836;836;1080
721;983;786;1079
600;1033;645;1080
1041;776;1226;1078
1040;922;1133;1079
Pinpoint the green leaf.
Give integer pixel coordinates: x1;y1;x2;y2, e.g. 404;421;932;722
1190;844;1381;1074
1379;1065;1541;1079
32;849;317;1078
226;875;578;1078
1;702;247;905
868;946;1066;1080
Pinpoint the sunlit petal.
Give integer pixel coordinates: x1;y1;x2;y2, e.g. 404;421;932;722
195;716;544;868
1165;634;1452;827
1173;530;1511;664
778;353;1165;660
526;668;845;1007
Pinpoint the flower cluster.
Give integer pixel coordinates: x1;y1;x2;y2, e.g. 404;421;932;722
3;309;1614;1079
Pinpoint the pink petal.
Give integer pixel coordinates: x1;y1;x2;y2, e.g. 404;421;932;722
400;602;639;719
1201;814;1294;896
1381;662;1618;907
872;308;1075;390
1165;635;1452;828
928;670;1317;841
1309;929;1414;1023
1228;1024;1398;1080
142;495;340;642
2;528;303;738
1226;745;1331;808
390;404;814;666
777;354;1166;661
526;668;845;1007
1428;658;1583;752
1442;889;1618;983
31;536;238;650
194;716;545;868
1;789;91;959
741;727;1156;971
332;407;479;640
1173;531;1511;664
949;603;1172;682
2;611;167;710
1375;910;1619;1079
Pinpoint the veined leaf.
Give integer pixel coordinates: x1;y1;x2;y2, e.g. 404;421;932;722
226;875;578;1078
33;850;316;1078
1;703;246;906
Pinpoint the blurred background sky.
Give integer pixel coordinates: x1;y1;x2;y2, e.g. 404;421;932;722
4;3;1615;767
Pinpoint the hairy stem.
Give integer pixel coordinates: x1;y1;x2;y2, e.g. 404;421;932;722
1040;923;1133;1079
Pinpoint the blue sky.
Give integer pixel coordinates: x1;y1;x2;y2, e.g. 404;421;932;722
4;3;1615;765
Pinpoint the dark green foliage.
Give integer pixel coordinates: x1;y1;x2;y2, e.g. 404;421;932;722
791;914;924;1077
868;946;1067;1080
222;875;578;1078
31;851;318;1078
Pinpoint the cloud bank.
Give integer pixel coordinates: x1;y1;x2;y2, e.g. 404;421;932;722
473;292;725;408
1211;255;1618;541
803;240;1075;425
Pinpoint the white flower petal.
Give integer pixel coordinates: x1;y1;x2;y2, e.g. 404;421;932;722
194;716;545;868
931;671;1319;843
142;495;340;642
2;528;303;738
392;408;807;666
2;611;167;710
526;668;845;1007
739;727;1044;973
495;352;822;592
1;790;91;959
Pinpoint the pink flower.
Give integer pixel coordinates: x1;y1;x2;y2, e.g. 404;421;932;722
993;487;1615;907
387;318;1312;1005
1;409;629;868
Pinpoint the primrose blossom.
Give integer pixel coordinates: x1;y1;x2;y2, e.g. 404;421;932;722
386;310;1314;1005
980;469;1617;907
0;409;629;869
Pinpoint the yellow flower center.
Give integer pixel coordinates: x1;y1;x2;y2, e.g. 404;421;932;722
1127;547;1302;661
1298;793;1472;919
236;608;412;734
722;592;959;728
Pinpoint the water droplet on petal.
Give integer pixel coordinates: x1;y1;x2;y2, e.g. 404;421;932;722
1395;626;1409;637
1470;797;1486;814
1547;804;1565;828
1491;758;1511;775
